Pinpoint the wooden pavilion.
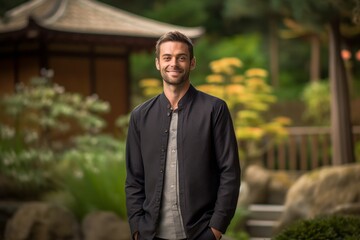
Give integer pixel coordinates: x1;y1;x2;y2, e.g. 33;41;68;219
0;0;204;131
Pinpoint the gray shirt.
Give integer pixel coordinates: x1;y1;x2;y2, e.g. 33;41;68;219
156;110;186;239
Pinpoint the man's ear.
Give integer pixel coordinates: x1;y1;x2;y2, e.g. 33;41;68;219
155;58;160;70
190;57;196;70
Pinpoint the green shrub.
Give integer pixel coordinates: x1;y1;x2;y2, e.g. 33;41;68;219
273;215;360;240
301;81;330;125
226;207;250;240
50;134;127;220
0;77;109;190
1;76;127;221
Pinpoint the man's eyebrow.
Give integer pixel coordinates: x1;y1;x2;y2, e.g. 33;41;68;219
161;53;188;57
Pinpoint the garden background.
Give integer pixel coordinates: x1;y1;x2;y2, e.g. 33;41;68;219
1;0;360;239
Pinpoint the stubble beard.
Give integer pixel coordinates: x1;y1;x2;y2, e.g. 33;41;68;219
162;67;190;86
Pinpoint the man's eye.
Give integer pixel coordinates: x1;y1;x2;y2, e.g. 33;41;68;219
179;56;186;61
163;57;171;61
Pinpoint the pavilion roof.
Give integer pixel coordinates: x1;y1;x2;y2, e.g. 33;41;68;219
0;0;204;44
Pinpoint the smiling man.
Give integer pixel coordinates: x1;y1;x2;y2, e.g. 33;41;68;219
125;31;241;240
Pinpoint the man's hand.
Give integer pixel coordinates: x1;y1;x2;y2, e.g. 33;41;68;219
211;227;222;240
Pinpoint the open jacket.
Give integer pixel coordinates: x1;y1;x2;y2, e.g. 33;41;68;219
125;85;241;240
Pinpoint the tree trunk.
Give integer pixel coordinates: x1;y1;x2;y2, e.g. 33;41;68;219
310;35;321;82
328;19;355;165
268;16;279;87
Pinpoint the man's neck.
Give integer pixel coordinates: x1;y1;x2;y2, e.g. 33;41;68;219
163;81;190;109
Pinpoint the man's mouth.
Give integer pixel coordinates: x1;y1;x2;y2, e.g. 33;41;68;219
167;70;182;76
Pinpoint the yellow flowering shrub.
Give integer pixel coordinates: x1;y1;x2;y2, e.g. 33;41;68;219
198;57;291;165
139;78;162;97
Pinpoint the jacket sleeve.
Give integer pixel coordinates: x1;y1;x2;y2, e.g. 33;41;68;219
125;110;145;237
209;100;241;233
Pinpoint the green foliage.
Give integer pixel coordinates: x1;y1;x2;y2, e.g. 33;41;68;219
197;57;291;164
144;0;208;27
2;77;109;146
277;38;313;87
301;81;330;125
274;0;356;29
0;77;109;189
1;76;128;220
273;83;306;101
226;207;250;239
193;34;268;86
51;134;127;220
273;215;360;240
223;0;277;19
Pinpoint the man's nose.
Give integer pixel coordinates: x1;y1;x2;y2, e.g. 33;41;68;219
169;57;177;66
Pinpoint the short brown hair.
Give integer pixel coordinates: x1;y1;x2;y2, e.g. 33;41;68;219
155;31;194;60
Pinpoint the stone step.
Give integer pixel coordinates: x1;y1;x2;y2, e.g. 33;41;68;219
246;219;277;239
245;204;284;239
248;204;284;221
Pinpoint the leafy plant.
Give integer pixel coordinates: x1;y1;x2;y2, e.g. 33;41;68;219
0;76;109;193
301;81;330;125
226;207;250;240
273;215;360;240
51;134;127;220
197;57;291;165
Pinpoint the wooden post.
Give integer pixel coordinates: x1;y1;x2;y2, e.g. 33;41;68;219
328;19;355;165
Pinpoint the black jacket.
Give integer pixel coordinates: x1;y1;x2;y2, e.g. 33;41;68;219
125;85;241;240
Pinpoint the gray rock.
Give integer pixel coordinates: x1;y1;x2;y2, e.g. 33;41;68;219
4;202;80;240
275;163;360;232
82;211;131;240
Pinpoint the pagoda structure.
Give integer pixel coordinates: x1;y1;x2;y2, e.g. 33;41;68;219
0;0;204;131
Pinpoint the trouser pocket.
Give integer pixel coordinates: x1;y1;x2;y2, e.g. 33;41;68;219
196;227;216;240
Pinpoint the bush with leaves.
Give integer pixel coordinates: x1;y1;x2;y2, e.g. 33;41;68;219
225;207;250;240
49;134;127;220
1;76;129;221
0;76;109;194
301;81;330;126
273;215;360;240
197;57;291;165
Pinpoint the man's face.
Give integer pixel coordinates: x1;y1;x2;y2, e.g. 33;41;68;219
155;41;195;86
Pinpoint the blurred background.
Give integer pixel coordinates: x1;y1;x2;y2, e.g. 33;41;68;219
1;0;360;239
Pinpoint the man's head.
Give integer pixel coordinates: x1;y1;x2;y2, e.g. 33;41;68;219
155;31;196;87
155;31;194;60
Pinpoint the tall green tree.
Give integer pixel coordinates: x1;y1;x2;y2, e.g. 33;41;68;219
222;0;285;87
280;18;326;82
275;0;360;164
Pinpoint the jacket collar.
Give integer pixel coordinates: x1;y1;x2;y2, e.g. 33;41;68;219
160;84;197;110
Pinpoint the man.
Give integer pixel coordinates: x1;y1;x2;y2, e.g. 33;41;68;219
125;31;241;240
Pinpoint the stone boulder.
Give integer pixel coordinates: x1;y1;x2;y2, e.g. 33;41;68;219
275;163;360;232
82;211;131;240
4;202;80;240
241;164;271;205
239;164;298;206
0;201;23;239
